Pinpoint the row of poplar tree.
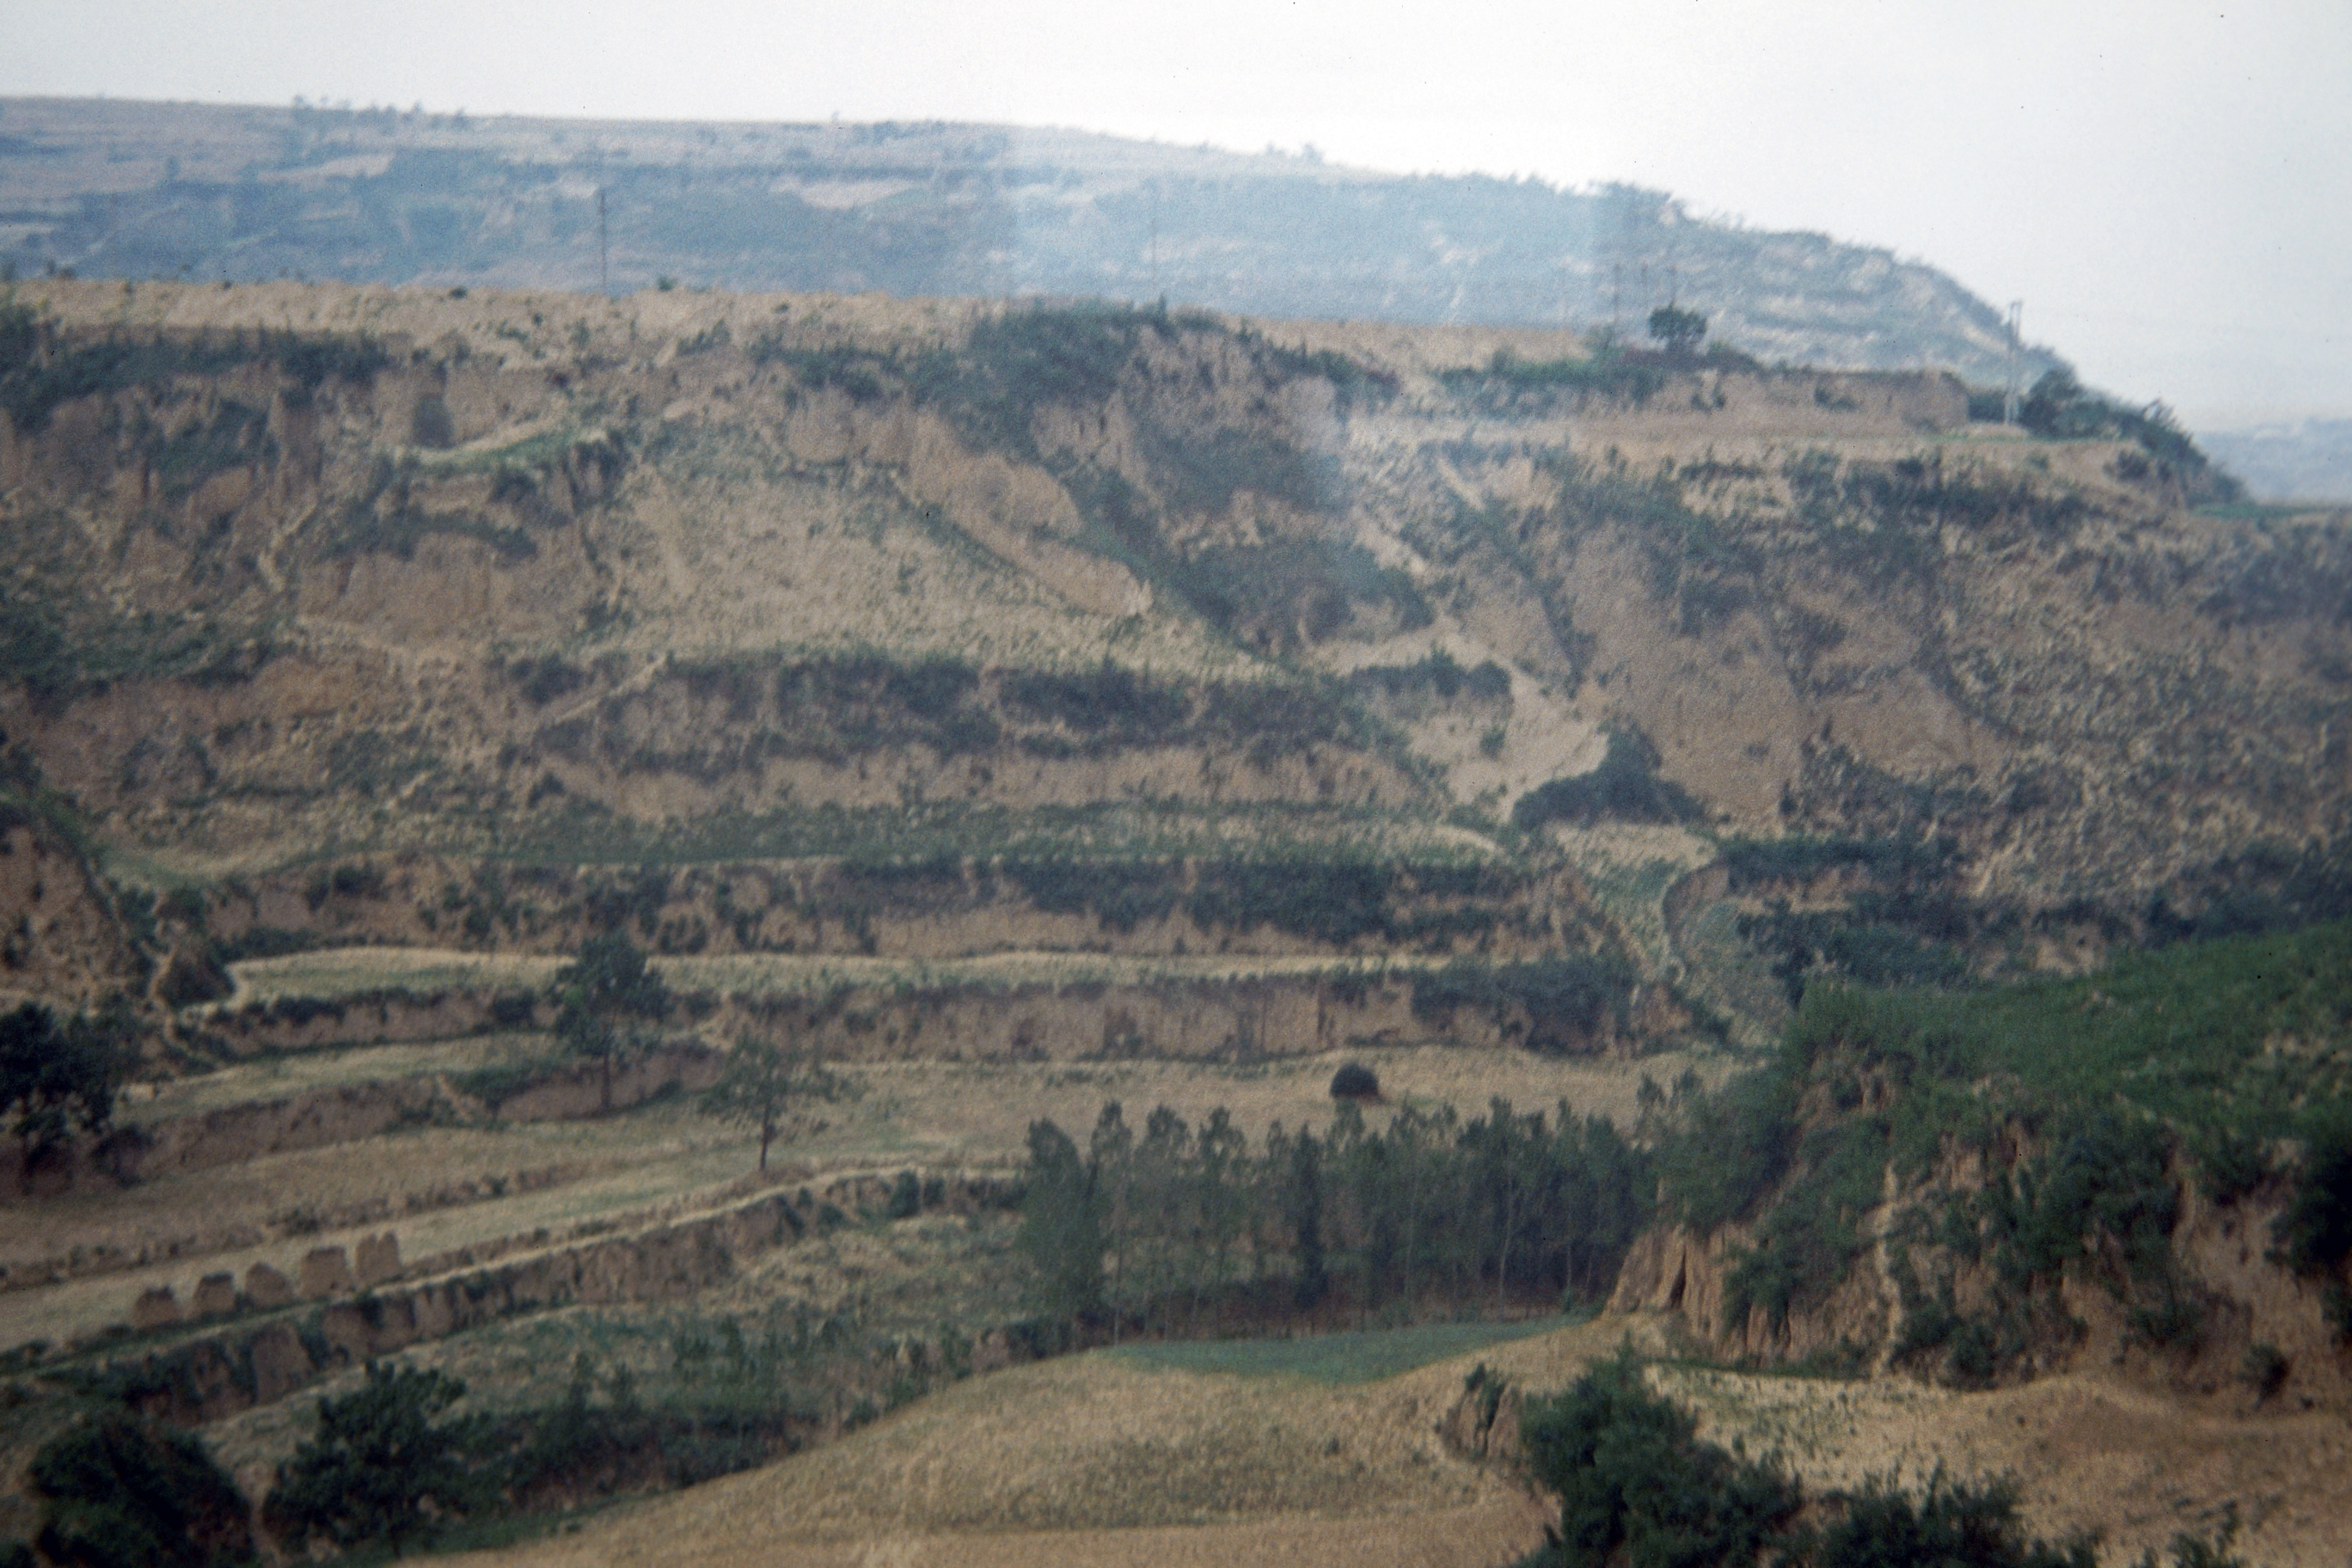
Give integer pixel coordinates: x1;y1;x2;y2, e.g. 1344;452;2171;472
1018;1097;1654;1332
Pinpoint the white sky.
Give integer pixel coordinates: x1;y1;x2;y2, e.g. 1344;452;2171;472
7;0;2348;426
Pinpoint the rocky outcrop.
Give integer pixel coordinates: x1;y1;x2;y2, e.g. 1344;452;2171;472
353;1232;402;1288
1439;1366;1524;1462
189;1272;237;1318
297;1246;354;1300
1611;1183;2352;1413
242;1263;292;1308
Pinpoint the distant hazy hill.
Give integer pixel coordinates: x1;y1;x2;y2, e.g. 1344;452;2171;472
2198;420;2352;504
0;96;2063;386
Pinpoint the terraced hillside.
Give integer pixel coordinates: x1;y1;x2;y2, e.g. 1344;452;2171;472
0;278;2343;1026
2;276;2349;1566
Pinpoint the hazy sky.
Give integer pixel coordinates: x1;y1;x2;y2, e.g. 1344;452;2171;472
8;0;2347;426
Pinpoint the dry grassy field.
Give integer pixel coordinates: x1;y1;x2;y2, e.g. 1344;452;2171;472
0;1035;1720;1354
417;1314;2352;1568
437;1316;1655;1568
1655;1360;2352;1567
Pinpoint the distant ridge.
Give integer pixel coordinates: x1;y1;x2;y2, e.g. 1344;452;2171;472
0;95;2064;385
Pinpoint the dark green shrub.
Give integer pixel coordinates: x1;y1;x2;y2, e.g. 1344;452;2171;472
30;1414;253;1568
1187;860;1394;945
1719;834;1956;891
2240;1342;2288;1400
1350;650;1510;701
1411;956;1636;1050
886;1169;922;1220
1517;1357;2106;1568
1518;1349;1798;1568
2192;1124;2271;1204
1001;664;1187;736
0;1000;131;1167
1513;728;1700;830
1807;1470;2097;1568
0;327;248;432
1723;1113;1891;1331
2274;1108;2352;1280
1439;349;1664;408
1657;1059;1799;1234
487;990;539;1028
508;653;587;706
266;1363;476;1557
1001;859;1178;933
409;393;455;448
1329;1063;1381;1101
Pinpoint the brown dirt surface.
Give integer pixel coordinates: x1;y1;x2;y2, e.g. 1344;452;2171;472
436;1316;1655;1568
433;1314;2352;1568
1655;1357;2352;1567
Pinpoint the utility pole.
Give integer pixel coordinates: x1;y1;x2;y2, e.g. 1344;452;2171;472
597;187;609;296
2001;300;2024;425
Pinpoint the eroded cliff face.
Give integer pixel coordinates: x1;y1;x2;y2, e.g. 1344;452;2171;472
1611;1143;2352;1417
0;814;146;1008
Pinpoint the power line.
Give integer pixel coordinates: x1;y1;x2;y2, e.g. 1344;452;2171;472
2002;300;2024;426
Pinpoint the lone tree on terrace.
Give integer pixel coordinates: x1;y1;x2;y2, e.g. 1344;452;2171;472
1646;303;1707;358
551;933;670;1112
267;1363;475;1559
700;1036;851;1171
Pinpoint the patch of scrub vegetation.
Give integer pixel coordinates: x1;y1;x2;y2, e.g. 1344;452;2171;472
1437;346;1669;409
1509;1347;2191;1568
1059;465;1427;657
1409;955;1640;1051
1654;919;2352;1379
1779;448;2100;585
539;650;1394;781
0;297;390;432
1713;830;1987;1006
147;398;277;500
2007;369;2239;505
501;799;1495;873
1718;833;1958;891
312;460;541;563
1514;728;1701;831
0;522;279;701
1348;646;1510;704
